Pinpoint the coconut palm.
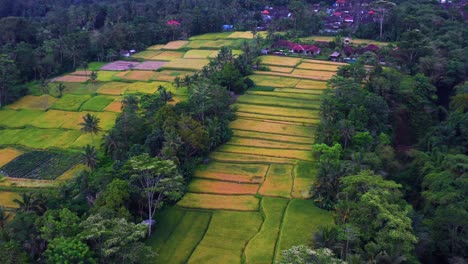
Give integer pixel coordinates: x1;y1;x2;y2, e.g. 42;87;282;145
121;95;139;112
13;192;46;214
89;71;98;92
158;85;173;104
79;113;101;146
102;131;120;160
82;145;98;170
0;206;11;228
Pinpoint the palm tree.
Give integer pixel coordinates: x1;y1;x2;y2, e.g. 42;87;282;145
174;76;181;89
158;85;173;104
13;192;46;214
79;113;101;146
89;71;98;93
82;145;98;170
102;131;120;160
40;78;50;109
57;82;66;98
121;95;139;112
0;206;11;228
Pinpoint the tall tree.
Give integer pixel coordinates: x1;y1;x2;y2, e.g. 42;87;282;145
79;113;101;146
370;0;396;41
126;154;184;235
0;54;18;107
82;145;98;170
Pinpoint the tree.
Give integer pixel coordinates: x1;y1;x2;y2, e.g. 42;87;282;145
79;113;101;146
89;71;98;92
56;82;66;98
82;145;98;170
95;179;131;218
44;237;96;264
126;154;184;235
0;54;18;107
0;206;11;228
278;245;346;264
40;78;50;109
38;208;81;242
13;192;46;214
370;0;396;41
158;85;173;104
121;95;139;112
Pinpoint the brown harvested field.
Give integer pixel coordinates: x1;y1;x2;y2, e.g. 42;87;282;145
52;75;89;83
232;130;315;145
296;63;339;72
162;58;210;71
0;191;21;208
217;145;314;161
121;71;155;81
235;103;319;119
292;177;313;199
253;71;332;81
188;179;259;195
70;70;91;76
100;61;140;71
236;112;318;125
266;66;294;73
162;40;189;50
194;171;264;183
259;164;294;198
295;80;328;89
177;193;260;211
104;100;123;112
133;61;167;70
228;31;254;39
152;70;194;82
229;119;314;138
260;56;302;67
291;69;336;79
6;95;57;110
248;75;300;88
227;137;312;151
151;51;185;61
0;148;23;167
210;151;297;164
97;82;129;95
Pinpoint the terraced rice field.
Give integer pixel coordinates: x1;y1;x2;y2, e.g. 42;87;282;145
150;36;343;263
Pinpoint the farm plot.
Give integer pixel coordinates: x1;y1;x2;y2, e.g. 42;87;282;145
29;110;76;129
227;31;254;39
217;145;314;161
248;75;299;88
291;69;336;79
273;88;323;95
197;162;269;177
228;137;311;150
0;127;82;149
97;82;129;95
0;191;21;208
194;171;264;184
149;207;212;264
147;44;164;50
247;91;321;101
162;58;210;71
178;193;259;211
230;119;315;138
56;164;87;181
259;164;294;198
132;50;161;60
150;51;185;61
295;79;328;89
237;94;320;110
101;60;140;71
236;112;318;125
276;199;333;259
52;75;89;83
260;56;302;67
183;49;219;59
296;62;339;72
133;61;167;70
188;179;259;195
189;32;233;40
70;132;104;149
188;211;263;264
0;148;23;167
292;162;316;198
232;130;315;145
125;82;159;94
50;94;91;111
0;177;56;188
96;71;122;82
265;66;294;73
0;109;44;128
80;96;115;111
1;150;81;180
162;40;189;50
151;70;194;82
6;95;58;110
186;39;243;49
119;71;155;82
104;100;123;112
210;152;297;165
303;59;347;66
245;197;289;264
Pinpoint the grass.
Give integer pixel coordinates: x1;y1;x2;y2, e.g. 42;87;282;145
186;39;244;49
183;49;219;59
189;32;233;40
0;109;45;128
260;56;302;67
292;162;316;198
229;119;315;138
162;40;189;50
97;82;129;95
6;95;58;110
248;75;300;88
94;112;119;130
210;152;298;165
245;197;289;264
162;58;210;71
228;136;312;150
148;206;212;264
178;193;260;211
70;132;103;149
29;110;75;129
276;199;334;259
232;130;315;145
295;80;328;89
0;148;23;167
0;191;21;208
80;96;115;111
259;164;294;198
188;179;259;195
151;51;185;61
197;162;269;177
217;145;314;161
296;62;339;72
237;94;320;110
234;104;319;120
50;94;91;111
188;211;262;264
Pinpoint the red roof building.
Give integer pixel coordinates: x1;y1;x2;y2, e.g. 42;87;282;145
167;20;181;26
262;10;270;15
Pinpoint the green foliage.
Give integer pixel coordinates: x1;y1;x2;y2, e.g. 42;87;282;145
278;246;345;264
44;237;96;264
39;208;81;241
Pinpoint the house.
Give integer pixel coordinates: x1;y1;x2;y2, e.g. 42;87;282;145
343;15;354;23
120;50;136;57
222;25;234;31
362;44;380;53
329;51;341;61
273;40;321;56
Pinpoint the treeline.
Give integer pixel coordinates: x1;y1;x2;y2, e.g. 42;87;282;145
0;41;261;263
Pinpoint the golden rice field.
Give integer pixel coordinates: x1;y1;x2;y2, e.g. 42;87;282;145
162;40;189;50
0;148;23;167
162;58;210;71
260;55;302;67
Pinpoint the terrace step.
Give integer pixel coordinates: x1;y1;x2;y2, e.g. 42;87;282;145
247;90;322;100
232;130;315;144
177;193;260;211
234;104;319;119
236;111;319;125
227;136;312;151
210;151;298;165
188;179;260;195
